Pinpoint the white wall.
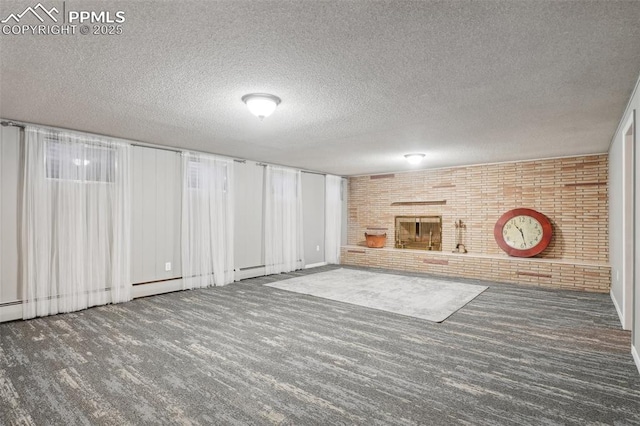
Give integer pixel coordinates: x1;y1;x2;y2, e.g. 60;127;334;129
131;146;182;283
0;127;21;306
608;74;639;372
609;114;633;329
302;172;326;266
233;160;266;279
634;108;640;374
341;178;348;246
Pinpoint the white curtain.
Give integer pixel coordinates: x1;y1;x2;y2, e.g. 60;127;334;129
325;174;343;264
264;166;304;274
22;127;131;319
181;152;234;289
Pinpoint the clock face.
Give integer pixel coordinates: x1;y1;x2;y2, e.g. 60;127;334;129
502;215;543;250
494;208;552;257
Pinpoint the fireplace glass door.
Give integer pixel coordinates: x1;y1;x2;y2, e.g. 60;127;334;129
395;216;442;251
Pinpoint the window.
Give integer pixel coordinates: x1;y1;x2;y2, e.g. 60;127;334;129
186;158;201;189
46;138;115;183
186;158;227;192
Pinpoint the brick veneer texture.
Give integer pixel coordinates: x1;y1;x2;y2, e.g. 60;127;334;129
343;154;610;292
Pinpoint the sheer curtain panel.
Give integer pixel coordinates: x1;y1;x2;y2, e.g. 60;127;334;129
325;175;343;264
264;166;304;274
22;127;131;319
181;153;234;289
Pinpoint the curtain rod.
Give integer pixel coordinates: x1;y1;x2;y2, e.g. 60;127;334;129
253;162;326;176
1;120;25;129
1;118;342;177
131;142;181;154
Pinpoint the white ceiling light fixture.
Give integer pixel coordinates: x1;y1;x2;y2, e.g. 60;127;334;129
404;153;425;165
242;93;281;120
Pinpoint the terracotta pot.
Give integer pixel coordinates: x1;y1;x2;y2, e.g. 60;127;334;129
365;233;386;248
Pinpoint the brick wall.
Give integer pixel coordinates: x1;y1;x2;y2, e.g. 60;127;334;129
343;154;610;292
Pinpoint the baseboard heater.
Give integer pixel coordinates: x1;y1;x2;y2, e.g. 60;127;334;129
132;277;182;286
238;265;265;271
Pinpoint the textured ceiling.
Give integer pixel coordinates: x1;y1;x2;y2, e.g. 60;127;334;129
1;0;640;176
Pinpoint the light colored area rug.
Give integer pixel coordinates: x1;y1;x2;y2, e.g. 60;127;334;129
265;268;488;323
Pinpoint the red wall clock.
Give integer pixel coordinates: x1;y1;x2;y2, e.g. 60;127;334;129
494;208;553;257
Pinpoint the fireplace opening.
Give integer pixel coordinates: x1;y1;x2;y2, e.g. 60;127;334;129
395;216;442;251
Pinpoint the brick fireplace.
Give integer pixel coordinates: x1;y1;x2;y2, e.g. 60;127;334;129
342;154;610;293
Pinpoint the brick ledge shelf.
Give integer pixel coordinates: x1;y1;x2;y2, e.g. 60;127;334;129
340;246;610;293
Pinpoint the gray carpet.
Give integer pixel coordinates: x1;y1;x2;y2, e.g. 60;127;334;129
1;265;640;425
265;268;487;322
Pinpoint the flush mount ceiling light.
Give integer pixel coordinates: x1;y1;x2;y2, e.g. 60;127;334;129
404;153;426;165
242;93;281;120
